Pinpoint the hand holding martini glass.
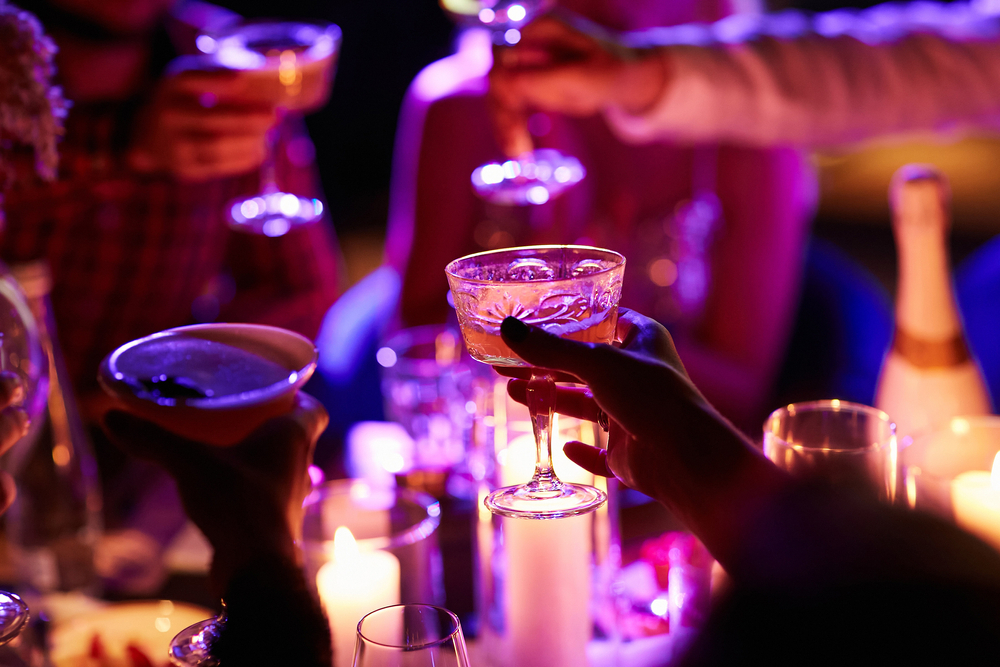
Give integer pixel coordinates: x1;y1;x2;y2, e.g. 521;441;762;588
446;245;625;518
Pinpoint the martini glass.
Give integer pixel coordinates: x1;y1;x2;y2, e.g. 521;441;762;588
198;21;341;237
446;245;625;518
98;323;318;666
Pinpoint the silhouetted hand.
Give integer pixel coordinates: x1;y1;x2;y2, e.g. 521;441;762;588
103;392;327;594
128;66;277;182
497;310;788;570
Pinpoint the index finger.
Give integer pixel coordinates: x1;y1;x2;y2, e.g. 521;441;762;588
163;68;274;109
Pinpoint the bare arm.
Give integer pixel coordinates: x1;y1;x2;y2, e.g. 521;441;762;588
492;3;1000;151
609;24;1000;147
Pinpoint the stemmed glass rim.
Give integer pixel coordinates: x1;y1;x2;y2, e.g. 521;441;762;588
215;20;342;57
102;323;317;410
445;244;626;285
764;399;896;453
356;604;463;650
300;478;441;553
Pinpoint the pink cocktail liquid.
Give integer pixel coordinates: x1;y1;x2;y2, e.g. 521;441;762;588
460;307;618;366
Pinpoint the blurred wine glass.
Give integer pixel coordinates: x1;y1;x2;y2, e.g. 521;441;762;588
439;0;587;206
353;604;470;667
198;21;341;237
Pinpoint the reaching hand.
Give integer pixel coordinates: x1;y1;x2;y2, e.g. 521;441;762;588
488;16;669;157
102;392;328;594
497;310;788;570
0;373;29;514
128;66;277;182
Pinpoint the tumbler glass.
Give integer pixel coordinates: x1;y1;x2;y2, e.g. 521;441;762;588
763;400;897;502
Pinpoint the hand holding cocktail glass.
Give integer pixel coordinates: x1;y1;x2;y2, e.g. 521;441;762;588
138;21;341;236
98;324;328;665
494;307;788;568
447;245;624;518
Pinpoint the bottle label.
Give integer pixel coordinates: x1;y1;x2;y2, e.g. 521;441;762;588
892;327;970;368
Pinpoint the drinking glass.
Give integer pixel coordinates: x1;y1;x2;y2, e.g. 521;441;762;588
198;21;341;236
0;271;48;645
446;245;625;519
353;604;470;667
763;400;898;502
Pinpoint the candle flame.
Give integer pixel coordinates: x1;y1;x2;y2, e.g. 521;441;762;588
991;453;1000;490
333;526;359;563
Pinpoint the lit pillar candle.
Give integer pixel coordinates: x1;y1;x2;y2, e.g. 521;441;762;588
501;422;593;667
951;452;1000;551
316;527;401;667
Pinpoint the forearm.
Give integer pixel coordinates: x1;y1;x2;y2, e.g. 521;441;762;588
646;395;791;577
606;3;1000;147
672;339;774;432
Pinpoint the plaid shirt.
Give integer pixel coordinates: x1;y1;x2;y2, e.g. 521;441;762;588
1;102;341;397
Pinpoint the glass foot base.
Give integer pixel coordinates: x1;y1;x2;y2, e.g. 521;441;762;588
0;592;28;645
170;615;223;666
485;481;606;519
472;149;585;206
227;192;324;237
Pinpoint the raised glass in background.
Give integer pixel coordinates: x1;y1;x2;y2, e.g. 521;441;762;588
437;0;586;206
446;245;625;519
194;21;341;237
763;400;897;503
353;604;470;667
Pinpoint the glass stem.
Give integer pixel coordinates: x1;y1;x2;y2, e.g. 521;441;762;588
260;111;285;195
527;371;560;490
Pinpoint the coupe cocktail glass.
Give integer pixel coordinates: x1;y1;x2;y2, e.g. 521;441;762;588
199;21;341;236
446;245;624;518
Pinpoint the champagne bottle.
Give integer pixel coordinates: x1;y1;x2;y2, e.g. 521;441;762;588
875;165;992;441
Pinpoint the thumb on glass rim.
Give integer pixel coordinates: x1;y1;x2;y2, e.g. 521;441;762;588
563;441;614;478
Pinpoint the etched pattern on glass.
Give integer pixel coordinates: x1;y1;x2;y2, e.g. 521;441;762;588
449;250;623;366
